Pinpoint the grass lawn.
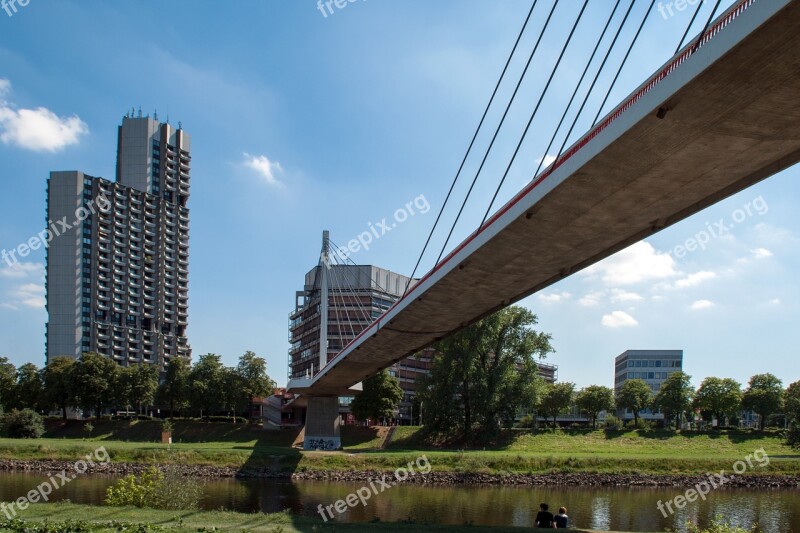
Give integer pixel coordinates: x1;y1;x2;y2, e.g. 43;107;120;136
2;502;603;532
0;420;798;476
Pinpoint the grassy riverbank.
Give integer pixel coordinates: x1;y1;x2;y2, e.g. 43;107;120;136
2;502;602;532
1;420;798;476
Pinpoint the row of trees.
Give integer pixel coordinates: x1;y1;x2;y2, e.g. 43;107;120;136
0;351;275;420
413;305;800;441
617;372;797;430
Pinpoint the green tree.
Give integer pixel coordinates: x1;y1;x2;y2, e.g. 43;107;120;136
616;379;653;427
157;357;191;417
118;365;158;414
236;351;275;420
188;354;224;417
0;357;16;411
12;363;43;411
539;382;576;428
349;369;403;423
576;385;615;429
417;306;553;441
693;377;742;427
653;372;694;429
220;366;247;421
786;381;800;426
42;357;76;420
742;373;784;430
72;352;120;418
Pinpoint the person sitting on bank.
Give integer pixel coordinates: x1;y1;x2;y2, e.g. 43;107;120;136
554;507;569;529
535;503;555;528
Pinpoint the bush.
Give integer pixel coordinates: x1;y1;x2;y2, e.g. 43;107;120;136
515;415;534;429
631;419;655;430
603;415;621;430
106;466;202;510
1;409;45;439
787;424;800;448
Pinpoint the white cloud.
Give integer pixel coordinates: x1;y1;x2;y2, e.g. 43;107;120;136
0;80;88;152
0;262;44;279
750;248;773;259
243;152;284;186
768;298;781;305
690;299;715;310
610;289;643;303
1;262;46;310
673;270;717;289
601;310;639;328
537;154;557;169
583;241;677;286
10;283;45;309
579;291;603;307
538;291;571;304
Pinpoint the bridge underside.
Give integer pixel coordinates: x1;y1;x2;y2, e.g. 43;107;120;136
290;0;800;396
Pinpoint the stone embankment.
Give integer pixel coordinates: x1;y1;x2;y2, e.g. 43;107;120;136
2;459;799;488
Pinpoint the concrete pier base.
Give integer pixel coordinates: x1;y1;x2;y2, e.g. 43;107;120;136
303;396;341;451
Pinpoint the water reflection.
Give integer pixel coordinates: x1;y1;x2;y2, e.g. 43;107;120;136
0;472;798;532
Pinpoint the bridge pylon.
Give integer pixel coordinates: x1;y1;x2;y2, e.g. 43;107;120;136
303;396;341;451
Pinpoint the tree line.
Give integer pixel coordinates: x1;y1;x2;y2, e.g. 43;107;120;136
415;305;800;442
0;351;275;420
617;371;799;431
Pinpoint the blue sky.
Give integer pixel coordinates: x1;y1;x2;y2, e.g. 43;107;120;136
1;0;797;390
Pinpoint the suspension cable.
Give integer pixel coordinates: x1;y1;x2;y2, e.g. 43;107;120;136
591;0;657;128
478;2;592;229
433;0;562;268
402;0;540;295
674;0;707;54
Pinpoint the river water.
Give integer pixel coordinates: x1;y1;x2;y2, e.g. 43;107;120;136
0;472;798;532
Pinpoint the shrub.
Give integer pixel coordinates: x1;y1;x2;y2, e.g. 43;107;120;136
630;419;655;430
603;415;621;430
106;466;202;510
787;424;800;448
1;409;45;439
515;415;534;429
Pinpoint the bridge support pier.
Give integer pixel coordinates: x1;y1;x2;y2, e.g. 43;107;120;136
303;396;341;451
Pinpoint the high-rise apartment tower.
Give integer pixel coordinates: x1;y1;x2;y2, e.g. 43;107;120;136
45;113;191;368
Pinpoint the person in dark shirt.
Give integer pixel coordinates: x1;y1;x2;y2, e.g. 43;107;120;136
554;507;569;529
535;503;555;528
